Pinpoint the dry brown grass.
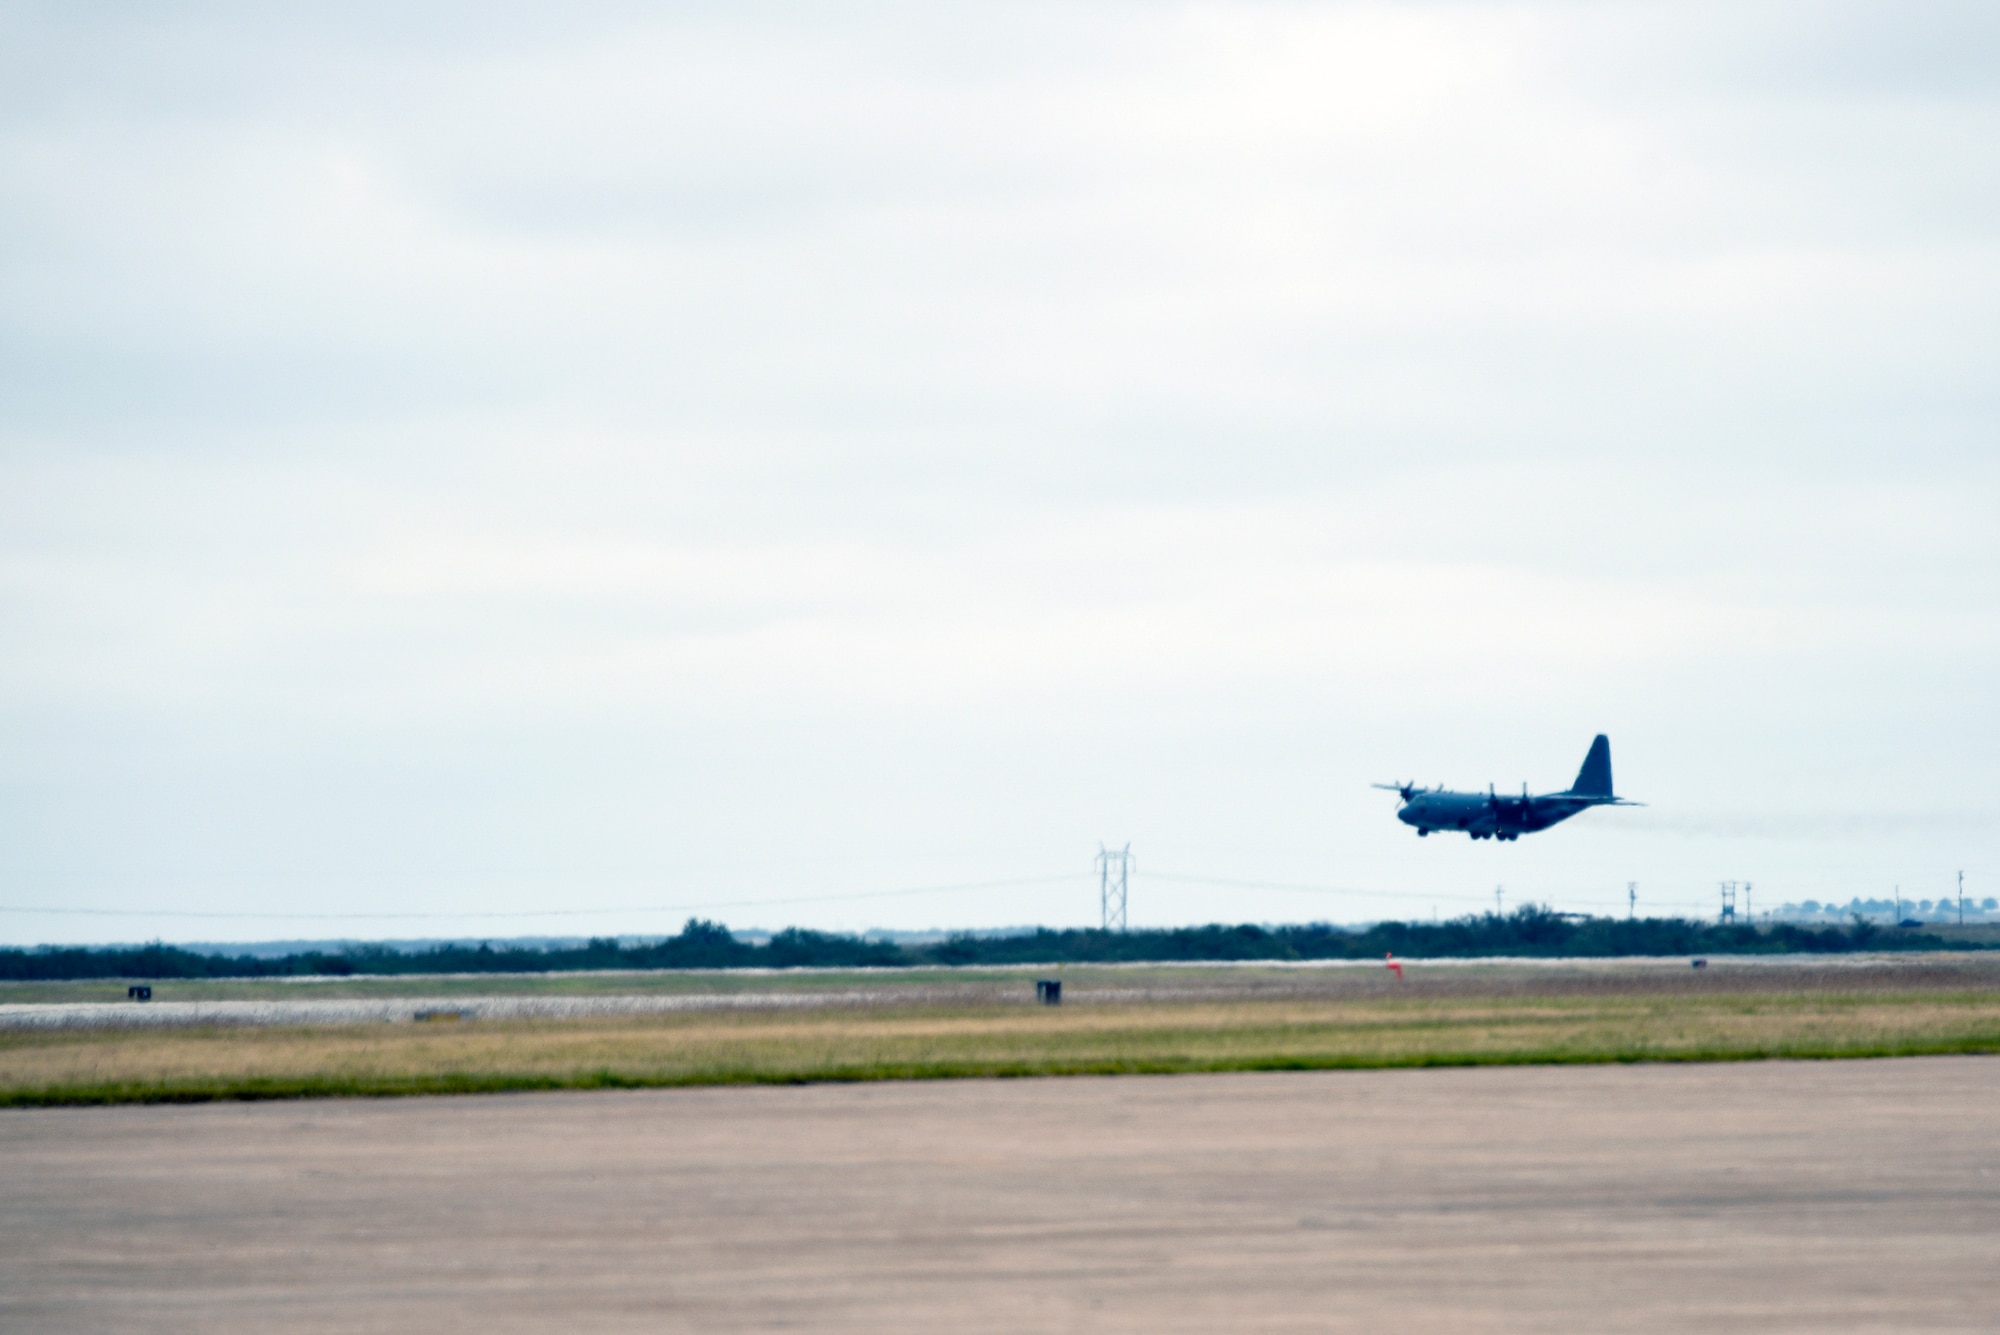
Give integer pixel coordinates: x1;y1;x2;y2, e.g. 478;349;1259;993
8;980;2000;1104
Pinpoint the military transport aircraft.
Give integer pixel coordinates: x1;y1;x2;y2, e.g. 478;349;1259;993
1374;735;1642;841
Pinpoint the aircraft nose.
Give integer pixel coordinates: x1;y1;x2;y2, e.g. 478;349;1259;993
1396;807;1417;825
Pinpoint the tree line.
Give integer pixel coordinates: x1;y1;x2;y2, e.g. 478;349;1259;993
0;907;1971;981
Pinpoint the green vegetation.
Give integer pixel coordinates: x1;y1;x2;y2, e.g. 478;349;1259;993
0;920;899;981
0;908;1969;983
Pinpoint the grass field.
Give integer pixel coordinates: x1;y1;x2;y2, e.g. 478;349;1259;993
6;958;2000;1105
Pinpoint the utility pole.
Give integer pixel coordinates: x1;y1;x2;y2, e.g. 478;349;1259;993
1095;844;1131;933
1628;882;1637;920
1894;885;1902;924
1495;885;1504;916
1745;882;1754;925
1960;870;1966;927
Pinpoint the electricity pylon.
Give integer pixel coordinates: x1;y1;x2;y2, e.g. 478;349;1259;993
1096;844;1131;933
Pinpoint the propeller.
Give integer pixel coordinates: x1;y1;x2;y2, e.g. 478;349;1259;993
1372;780;1418;802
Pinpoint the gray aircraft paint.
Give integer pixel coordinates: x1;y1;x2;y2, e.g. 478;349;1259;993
1375;735;1641;842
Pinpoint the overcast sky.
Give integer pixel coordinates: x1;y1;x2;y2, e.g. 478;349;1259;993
3;1;1997;945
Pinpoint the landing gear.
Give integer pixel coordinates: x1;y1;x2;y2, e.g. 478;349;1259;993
1417;829;1429;837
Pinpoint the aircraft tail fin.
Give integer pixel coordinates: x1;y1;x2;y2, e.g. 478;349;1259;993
1568;734;1613;797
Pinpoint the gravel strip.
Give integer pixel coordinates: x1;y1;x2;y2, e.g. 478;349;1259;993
0;989;1005;1031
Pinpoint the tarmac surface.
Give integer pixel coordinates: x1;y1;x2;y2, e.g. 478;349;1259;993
10;952;1999;1029
0;989;940;1029
4;1058;1998;1332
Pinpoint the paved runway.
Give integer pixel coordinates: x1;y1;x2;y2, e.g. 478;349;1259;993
0;989;939;1030
4;1058;1997;1332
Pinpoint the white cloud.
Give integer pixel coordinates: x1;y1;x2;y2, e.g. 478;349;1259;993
1;1;1996;942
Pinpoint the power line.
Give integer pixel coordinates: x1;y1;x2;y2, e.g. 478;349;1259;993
1146;871;1724;912
0;873;1087;923
0;860;1857;928
1146;872;1499;907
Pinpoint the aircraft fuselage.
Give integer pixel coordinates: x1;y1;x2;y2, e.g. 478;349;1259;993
1394;790;1599;841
